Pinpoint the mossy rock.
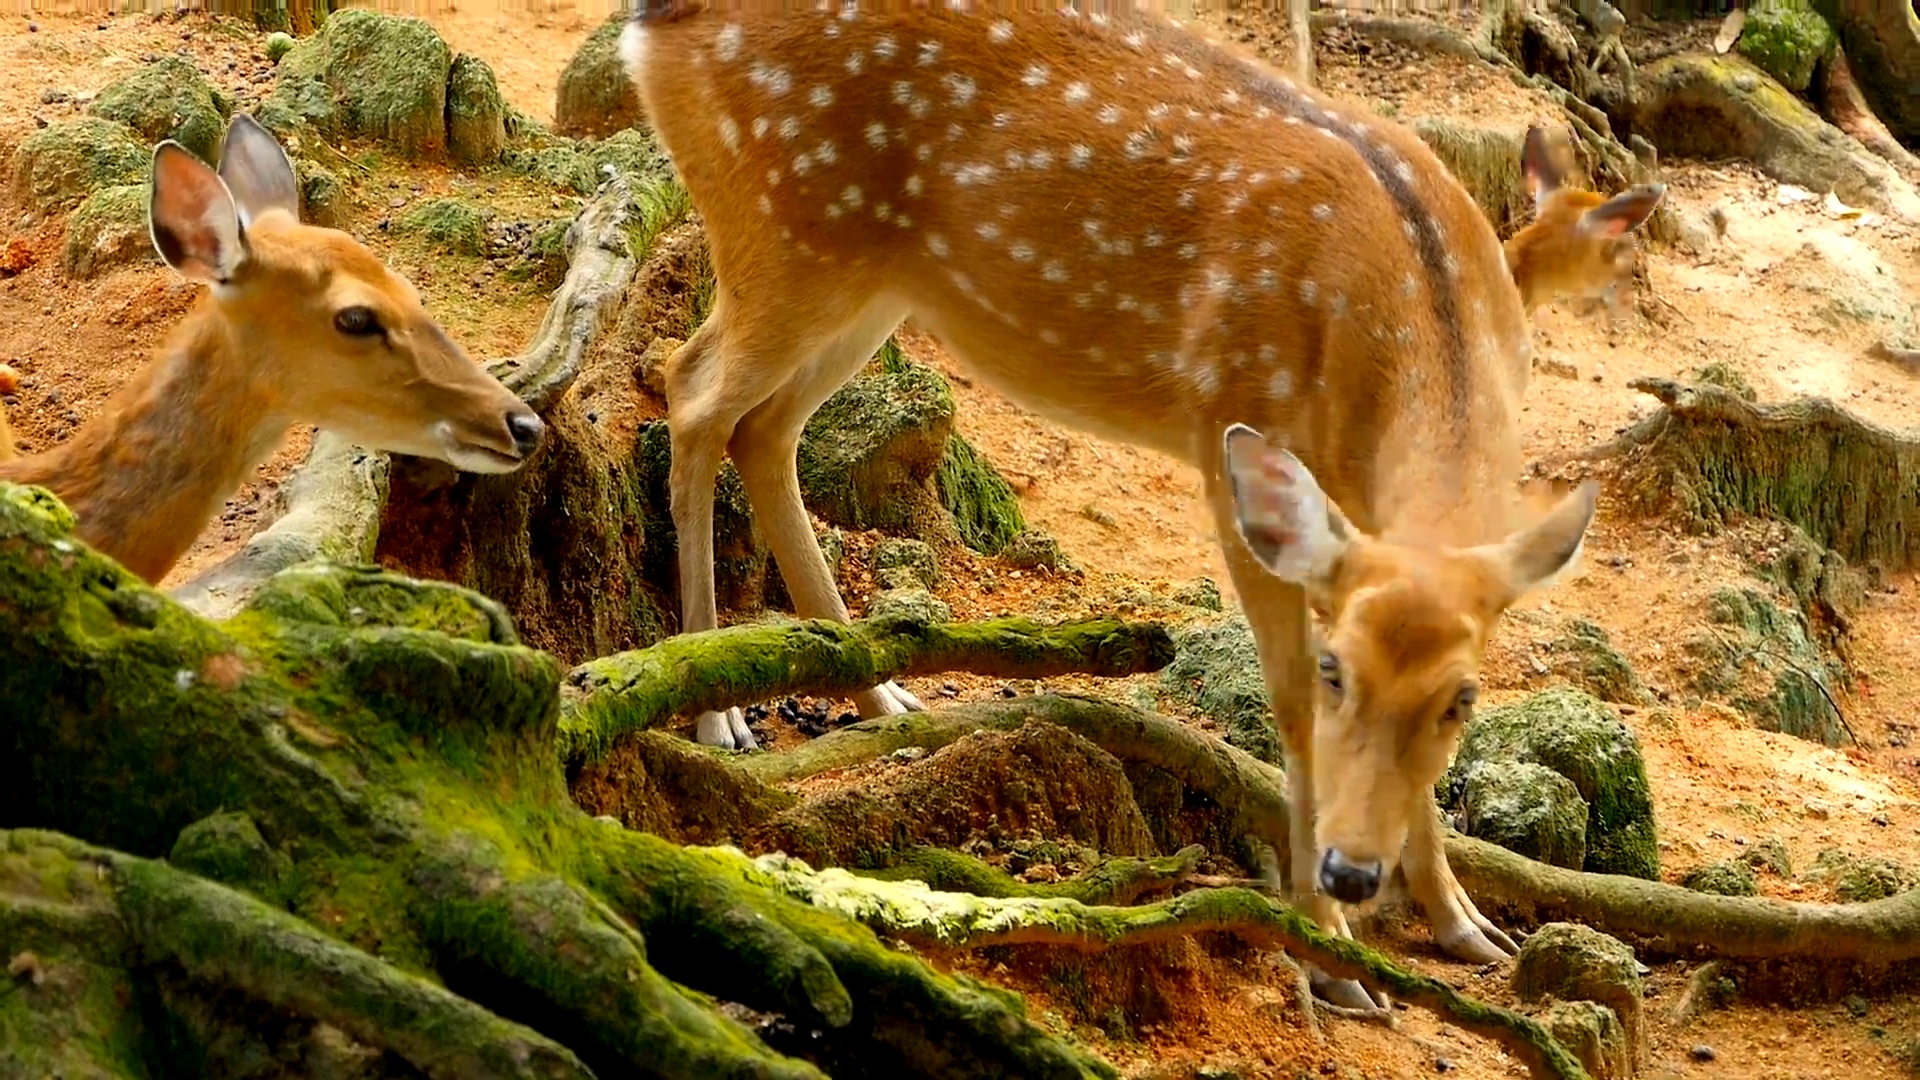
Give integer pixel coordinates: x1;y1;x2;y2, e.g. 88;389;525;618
1159;615;1280;766
170;810;287;896
1682;859;1759;897
630;420;771;618
1736;0;1836;94
1806;848;1916;902
936;431;1026;555
868;587;952;624
1002;530;1071;573
293;159;349;229
1748;523;1863;655
395;197;491;256
1690;361;1757;402
763;528;849;613
1454;760;1589;870
1446;688;1659;879
508;128;677;196
873;537;938;591
1171;577;1223;612
272;9;453;157
1741;836;1792;877
1543;1000;1631;1080
447;53;508;166
62;183;156;280
9;117;150;218
796;360;956;537
89;57;232;164
555;15;643;138
1512;923;1644;1049
1546;618;1650;705
1688;586;1848;746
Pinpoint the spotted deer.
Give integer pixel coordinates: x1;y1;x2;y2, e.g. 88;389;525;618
0;114;545;585
623;1;1658;1008
1507;123;1665;323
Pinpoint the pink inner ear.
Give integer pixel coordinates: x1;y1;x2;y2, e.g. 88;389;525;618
152;147;236;275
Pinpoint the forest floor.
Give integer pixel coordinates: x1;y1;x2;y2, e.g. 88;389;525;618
2;2;1918;1078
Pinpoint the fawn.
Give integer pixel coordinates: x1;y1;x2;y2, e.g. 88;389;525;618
623;1;1660;1009
0;114;545;585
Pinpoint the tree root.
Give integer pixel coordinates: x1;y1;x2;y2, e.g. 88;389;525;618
1667;959;1730;1028
1599;377;1920;572
855;844;1208;907
755;860;1591;1080
167;173;639;621
556;613;1176;770
1820;46;1920;183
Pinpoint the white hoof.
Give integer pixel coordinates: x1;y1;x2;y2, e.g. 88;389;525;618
695;707;758;751
856;680;925;718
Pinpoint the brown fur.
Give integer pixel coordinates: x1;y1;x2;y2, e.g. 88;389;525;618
624;2;1641;990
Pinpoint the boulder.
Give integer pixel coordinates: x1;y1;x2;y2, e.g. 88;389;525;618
1513;922;1645;1064
1159;615;1279;766
10;118;149;219
270;9;454;157
1736;0;1836;93
1455;760;1589;870
873;538;939;591
62;184;155;280
89;57;231;164
447;54;508;166
555;16;645;138
1682;859;1760;897
796;360;956;539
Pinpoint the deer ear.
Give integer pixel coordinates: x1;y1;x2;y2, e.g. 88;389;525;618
1472;480;1600;601
1521;124;1566;216
217;113;301;227
1580;183;1666;238
149;141;246;285
1222;424;1354;587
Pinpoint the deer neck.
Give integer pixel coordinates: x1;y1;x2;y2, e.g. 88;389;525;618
0;307;288;584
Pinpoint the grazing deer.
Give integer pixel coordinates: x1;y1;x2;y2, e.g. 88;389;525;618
0;114;545;585
1505;124;1665;323
622;1;1657;1009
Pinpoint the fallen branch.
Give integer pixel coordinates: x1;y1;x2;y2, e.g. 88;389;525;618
556;614;1177;770
754;859;1592;1080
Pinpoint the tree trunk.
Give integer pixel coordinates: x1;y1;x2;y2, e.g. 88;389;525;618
1817;0;1920;148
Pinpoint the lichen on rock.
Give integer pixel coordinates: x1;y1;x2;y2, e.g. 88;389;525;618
1684;586;1848;746
446;53;508;166
89;56;232;163
1736;0;1836;93
1158;615;1280;766
555;16;644;138
270;9;454;157
1453;760;1589;870
9;118;149;219
394;197;492;256
1512;922;1645;1063
1681;859;1760;897
62;183;155;280
797;360;957;540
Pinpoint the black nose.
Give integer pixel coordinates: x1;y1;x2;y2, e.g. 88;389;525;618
1319;848;1382;904
507;409;545;456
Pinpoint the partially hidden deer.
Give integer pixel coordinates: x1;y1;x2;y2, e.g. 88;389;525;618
1507;123;1665;324
0;114;545;585
623;1;1659;1010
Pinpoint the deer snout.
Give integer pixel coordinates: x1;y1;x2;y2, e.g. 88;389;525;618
1319;848;1383;904
506;407;545;457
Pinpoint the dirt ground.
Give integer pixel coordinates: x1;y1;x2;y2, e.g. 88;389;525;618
3;3;1918;1078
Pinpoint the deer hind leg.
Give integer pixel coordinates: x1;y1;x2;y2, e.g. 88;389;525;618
1203;466;1389;1015
1400;785;1520;963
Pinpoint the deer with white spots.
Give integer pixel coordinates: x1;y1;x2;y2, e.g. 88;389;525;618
622;0;1661;1012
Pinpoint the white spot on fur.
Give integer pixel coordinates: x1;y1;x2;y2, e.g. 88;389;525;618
779;117;802;141
1178;243;1199;260
955;163;996;185
1064;81;1092;104
1402;274;1418;299
1039;328;1061;345
977;222;1002;241
815;140;838;165
866;121;888;148
1097;103;1122;124
842;185;863;208
752;116;771;140
756;192;773;215
918;41;942;65
1068;144;1093;169
793;152;815;175
766;167;782;186
846;50;865;74
945;73;978;106
1311;203;1333;222
989;18;1014;42
1270;369;1294;399
1023;62;1051;87
874;34;900;61
1253;268;1278;291
1042;260;1069;283
1027;148;1054;169
718;116;741;150
904;174;924;197
1299;280;1318;304
1010;241;1036;263
1281;166;1303;183
715;22;745;62
927;233;950;257
1258;344;1278;365
810;85;835;109
749;62;793;96
1143;229;1165;248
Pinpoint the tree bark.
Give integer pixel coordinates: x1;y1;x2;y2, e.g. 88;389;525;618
1817;0;1920;148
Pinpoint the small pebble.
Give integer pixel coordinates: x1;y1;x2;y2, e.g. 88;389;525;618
1690;1044;1716;1062
1435;1057;1455;1073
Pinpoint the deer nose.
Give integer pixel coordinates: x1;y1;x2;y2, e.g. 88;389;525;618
506;409;545;457
1319;848;1382;904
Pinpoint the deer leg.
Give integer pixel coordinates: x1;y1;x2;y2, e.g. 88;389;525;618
1401;787;1519;963
725;299;924;722
1204;468;1389;1015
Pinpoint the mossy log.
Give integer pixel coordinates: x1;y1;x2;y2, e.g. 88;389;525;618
1604;377;1920;572
1629;53;1920;221
0;485;1115;1079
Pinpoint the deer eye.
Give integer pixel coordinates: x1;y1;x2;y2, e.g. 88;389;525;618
334;306;383;337
1317;651;1343;694
1445;684;1479;726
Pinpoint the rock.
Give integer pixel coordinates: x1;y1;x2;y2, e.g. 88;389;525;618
395;197;491;256
9;117;149;219
1543;1000;1632;1080
1805;848;1916;902
1681;859;1759;897
293;159;348;229
1741;836;1792;877
1734;0;1835;93
264;30;296;63
1689;361;1757;402
508;127;676;196
269;9;454;157
1689;1044;1716;1062
500;216;574;288
169;810;287;895
1684;586;1848;746
763;528;850;613
1748;523;1862;655
1771;232;1914;338
1545;618;1650;705
555;16;644;138
873;537;939;591
1159;615;1280;765
868;587;952;625
796;360;957;538
446;54;508;166
89;57;231;164
1446;688;1660;879
936;431;1026;555
1513;923;1644;1061
1454;761;1589;870
1171;576;1223;611
62;183;155;280
1001;530;1070;572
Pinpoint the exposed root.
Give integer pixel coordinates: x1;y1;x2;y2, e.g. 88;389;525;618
1867;338;1920;376
1820;47;1920;183
757;862;1590;1080
1667;959;1730;1028
856;843;1208;907
557;614;1176;769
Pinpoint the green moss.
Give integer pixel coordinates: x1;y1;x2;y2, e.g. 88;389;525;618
555;16;642;138
90;56;231;163
395;197;491;256
1806;848;1916;903
8;117;149;218
170;811;287;897
1543;1000;1630;1080
1681;859;1759;897
1693;587;1848;746
507;127;677;197
447;53;507;166
62;182;154;280
873;537;938;591
868;588;952;624
1455;761;1589;870
293;157;348;228
1159;616;1280;766
1741;836;1792;877
265;30;296;63
272;9;453;157
1736;0;1836;93
1548;618;1650;705
1691;361;1758;402
1448;688;1660;879
937;433;1027;555
1171;577;1223;611
1003;530;1072;573
797;362;956;535
630;421;771;615
503;215;575;288
1511;923;1643;1011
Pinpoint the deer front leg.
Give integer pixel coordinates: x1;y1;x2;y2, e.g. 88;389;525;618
1401;788;1519;963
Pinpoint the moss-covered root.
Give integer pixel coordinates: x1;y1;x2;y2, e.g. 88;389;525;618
6;829;592;1080
557;615;1177;767
580;827;1119;1080
757;863;1589;1080
1608;377;1920;571
861;844;1208;906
